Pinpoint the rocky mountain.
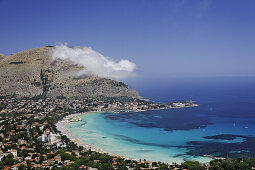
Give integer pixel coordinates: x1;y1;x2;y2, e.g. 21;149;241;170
0;46;139;99
0;54;5;60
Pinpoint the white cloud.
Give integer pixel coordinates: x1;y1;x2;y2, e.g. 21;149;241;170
52;44;137;80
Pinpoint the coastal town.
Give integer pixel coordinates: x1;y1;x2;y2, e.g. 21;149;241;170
0;95;196;169
0;95;254;170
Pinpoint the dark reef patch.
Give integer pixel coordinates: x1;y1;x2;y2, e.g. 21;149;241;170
184;134;255;158
114;134;177;148
203;134;247;140
104;108;212;131
138;149;154;153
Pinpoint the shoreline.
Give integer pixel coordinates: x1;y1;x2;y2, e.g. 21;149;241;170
56;111;131;160
56;112;107;153
55;105;208;164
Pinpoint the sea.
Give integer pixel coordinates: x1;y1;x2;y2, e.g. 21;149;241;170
66;77;255;163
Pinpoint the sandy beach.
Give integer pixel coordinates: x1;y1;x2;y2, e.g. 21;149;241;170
56;112;107;153
56;112;138;161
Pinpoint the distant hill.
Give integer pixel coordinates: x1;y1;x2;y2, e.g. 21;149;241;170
0;46;139;99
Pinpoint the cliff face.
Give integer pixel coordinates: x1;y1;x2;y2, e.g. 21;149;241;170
0;47;139;98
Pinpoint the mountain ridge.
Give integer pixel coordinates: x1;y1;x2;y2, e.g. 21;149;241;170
0;46;139;99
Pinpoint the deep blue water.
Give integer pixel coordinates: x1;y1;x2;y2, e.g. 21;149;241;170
67;77;255;162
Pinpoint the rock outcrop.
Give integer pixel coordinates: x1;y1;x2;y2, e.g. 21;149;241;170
0;54;5;60
0;46;139;98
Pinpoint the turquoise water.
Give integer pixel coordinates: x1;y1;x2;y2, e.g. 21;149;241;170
67;112;208;163
66;111;255;163
66;78;255;163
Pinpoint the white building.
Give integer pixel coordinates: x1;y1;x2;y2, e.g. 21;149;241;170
49;132;61;144
41;133;48;142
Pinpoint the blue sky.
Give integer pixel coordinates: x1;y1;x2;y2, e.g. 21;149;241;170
0;0;255;80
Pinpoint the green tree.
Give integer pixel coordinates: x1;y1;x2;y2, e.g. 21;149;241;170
158;163;169;170
2;154;16;166
181;161;205;170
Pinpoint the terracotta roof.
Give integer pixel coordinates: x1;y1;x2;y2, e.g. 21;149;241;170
3;166;10;170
